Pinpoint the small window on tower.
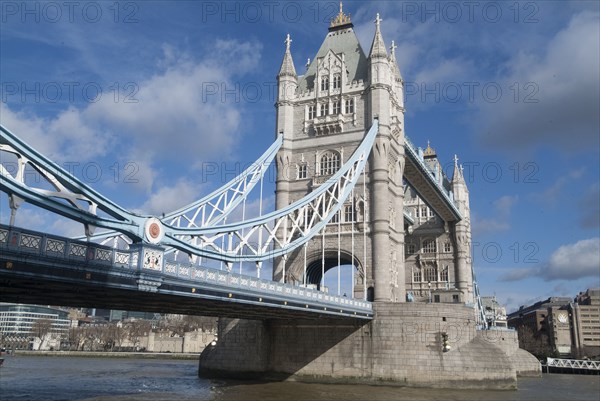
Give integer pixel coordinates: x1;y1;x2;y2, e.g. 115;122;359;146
345;98;354;114
444;242;452;253
344;205;355;222
440;266;449;282
413;269;421;282
333;100;341;114
321;76;329;91
333;74;341;89
425;266;437;282
320;103;328;116
297;164;308;180
319;151;340;176
423;239;437;253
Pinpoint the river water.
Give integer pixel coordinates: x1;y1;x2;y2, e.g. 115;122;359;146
0;355;598;401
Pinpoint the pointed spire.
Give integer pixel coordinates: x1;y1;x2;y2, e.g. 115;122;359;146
389;40;403;80
278;33;297;78
285;33;292;52
369;13;387;59
452;154;466;185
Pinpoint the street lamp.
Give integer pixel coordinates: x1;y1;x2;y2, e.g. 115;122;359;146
428;282;432;303
442;332;451;352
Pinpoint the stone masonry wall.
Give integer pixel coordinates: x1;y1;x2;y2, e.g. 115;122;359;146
199;318;269;378
199;303;538;389
480;329;542;377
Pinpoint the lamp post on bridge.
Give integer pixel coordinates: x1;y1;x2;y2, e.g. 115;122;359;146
428;282;432;303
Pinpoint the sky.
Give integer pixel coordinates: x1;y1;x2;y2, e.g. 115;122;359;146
1;0;599;313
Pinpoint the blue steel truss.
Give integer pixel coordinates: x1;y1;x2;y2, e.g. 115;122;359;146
78;134;283;248
0;124;147;238
1;121;379;263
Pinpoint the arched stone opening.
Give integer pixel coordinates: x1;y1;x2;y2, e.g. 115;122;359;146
301;250;362;294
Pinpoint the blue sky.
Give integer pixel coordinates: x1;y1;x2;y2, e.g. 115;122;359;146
1;1;599;312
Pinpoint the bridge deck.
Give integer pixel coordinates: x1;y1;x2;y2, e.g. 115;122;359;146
0;225;372;321
404;135;462;222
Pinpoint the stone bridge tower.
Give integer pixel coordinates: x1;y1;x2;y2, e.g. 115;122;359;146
273;4;473;304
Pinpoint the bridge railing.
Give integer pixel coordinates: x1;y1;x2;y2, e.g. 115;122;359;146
0;224;372;315
546;357;600;371
0;224;122;268
163;261;372;313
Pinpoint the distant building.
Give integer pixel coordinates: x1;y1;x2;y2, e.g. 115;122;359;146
109;310;161;322
0;303;70;349
481;296;507;328
571;289;600;357
508;289;600;358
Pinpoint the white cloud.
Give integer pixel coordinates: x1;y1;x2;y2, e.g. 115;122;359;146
545;238;600;280
82;40;263;166
502;237;600;282
493;195;518;217
472;195;518;235
136;179;201;216
2;38;263;209
0;104;109;163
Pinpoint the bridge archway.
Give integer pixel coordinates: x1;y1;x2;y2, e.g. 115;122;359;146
301;250;363;295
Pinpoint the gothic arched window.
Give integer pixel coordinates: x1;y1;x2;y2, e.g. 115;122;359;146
319;151;340;176
344;204;355;222
333;100;341;114
423;239;437;253
297;163;308;180
440;265;449;282
424;266;437;282
320;103;328;116
320;76;329;91
333;74;341;89
413;268;421;282
345;98;354;114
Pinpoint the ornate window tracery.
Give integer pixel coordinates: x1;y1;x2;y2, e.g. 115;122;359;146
319;151;340;176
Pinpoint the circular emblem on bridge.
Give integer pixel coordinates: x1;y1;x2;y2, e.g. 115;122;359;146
144;217;164;244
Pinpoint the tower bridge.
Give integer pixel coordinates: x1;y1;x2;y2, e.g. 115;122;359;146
0;3;540;389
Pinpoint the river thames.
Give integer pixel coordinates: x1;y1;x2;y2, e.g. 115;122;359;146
0;355;598;400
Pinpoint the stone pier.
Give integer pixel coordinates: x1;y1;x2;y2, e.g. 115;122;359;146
198;303;540;389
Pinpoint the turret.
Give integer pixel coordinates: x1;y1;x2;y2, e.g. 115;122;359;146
451;155;470;211
369;14;388;60
274;34;298;282
388;40;404;109
275;33;297;143
277;34;298;110
368;13;394;301
451;155;473;303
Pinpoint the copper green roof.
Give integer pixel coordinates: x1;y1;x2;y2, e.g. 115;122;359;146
297;27;368;92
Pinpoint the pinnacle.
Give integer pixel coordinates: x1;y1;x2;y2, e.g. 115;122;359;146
278;33;297;78
369;13;387;59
